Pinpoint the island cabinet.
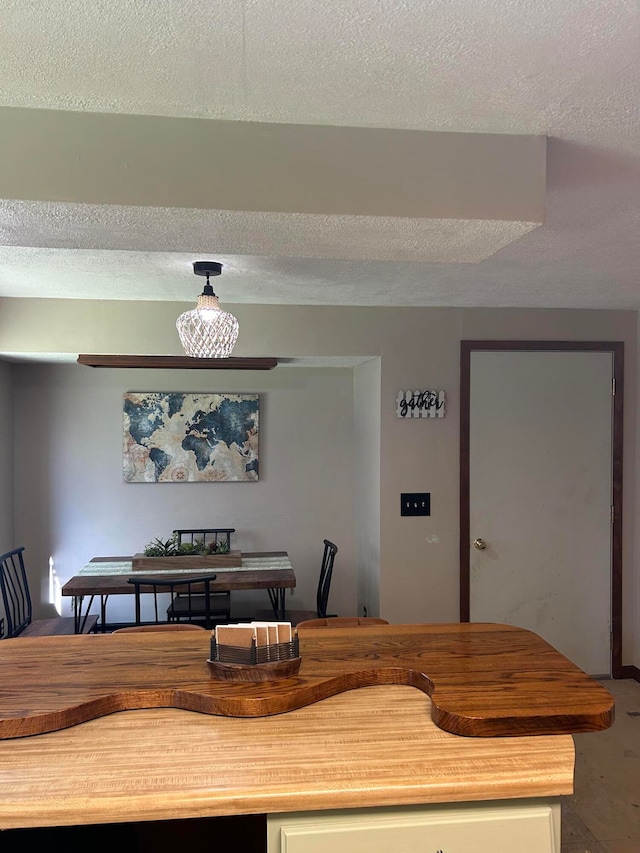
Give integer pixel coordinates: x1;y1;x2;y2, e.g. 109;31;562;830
268;801;561;852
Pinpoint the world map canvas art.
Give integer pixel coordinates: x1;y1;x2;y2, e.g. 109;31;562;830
123;392;259;483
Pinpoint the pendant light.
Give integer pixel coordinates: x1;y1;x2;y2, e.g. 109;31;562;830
176;261;239;358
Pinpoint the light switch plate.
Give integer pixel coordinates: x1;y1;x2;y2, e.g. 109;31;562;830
401;493;431;516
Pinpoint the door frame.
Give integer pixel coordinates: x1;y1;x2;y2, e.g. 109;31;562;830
459;340;624;676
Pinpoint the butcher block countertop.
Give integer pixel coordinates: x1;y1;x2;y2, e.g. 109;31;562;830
0;687;576;830
0;623;614;739
0;623;612;830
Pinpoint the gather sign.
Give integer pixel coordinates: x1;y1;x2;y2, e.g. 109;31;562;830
396;390;446;419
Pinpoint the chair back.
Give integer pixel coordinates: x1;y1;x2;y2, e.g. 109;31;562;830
316;540;338;619
297;616;390;628
0;547;32;638
112;623;206;634
126;573;219;630
173;529;235;550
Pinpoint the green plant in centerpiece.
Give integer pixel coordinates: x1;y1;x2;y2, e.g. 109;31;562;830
143;533;232;557
143;532;180;557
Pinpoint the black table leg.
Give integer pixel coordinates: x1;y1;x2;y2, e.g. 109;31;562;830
73;595;97;633
267;588;286;620
100;595;109;632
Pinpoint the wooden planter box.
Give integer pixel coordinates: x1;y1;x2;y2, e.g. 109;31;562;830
131;551;242;571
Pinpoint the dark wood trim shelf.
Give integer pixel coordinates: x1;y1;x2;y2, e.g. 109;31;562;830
77;354;278;370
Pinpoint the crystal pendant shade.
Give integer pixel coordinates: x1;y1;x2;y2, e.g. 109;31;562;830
176;292;239;358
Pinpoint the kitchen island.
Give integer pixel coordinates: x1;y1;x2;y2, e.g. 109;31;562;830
0;623;614;851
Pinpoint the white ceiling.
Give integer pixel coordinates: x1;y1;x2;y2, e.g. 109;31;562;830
1;0;640;310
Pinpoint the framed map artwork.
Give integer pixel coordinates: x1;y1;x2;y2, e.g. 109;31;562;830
123;392;259;483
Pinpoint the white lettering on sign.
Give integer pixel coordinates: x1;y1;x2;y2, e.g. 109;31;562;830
396;390;445;418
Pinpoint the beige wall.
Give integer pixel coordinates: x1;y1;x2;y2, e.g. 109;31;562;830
1;298;637;664
636;314;640;667
354;357;381;617
0;360;13;553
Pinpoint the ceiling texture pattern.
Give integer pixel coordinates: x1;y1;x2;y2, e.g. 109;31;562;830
1;0;639;309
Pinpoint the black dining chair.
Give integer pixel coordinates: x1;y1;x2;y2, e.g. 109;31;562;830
173;528;236;550
0;546;98;638
255;539;338;626
170;528;235;621
126;573;223;630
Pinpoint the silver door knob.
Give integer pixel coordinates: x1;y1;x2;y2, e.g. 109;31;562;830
473;538;487;550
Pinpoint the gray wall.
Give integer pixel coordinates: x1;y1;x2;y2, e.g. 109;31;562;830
13;363;357;624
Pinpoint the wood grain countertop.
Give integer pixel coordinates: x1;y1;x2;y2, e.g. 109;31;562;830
0;686;575;830
0;623;614;740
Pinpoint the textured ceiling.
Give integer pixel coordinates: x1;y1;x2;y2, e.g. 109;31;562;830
1;0;640;310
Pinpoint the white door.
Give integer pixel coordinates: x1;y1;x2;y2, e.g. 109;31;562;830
469;350;613;675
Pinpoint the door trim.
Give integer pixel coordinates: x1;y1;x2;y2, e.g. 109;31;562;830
459;340;624;677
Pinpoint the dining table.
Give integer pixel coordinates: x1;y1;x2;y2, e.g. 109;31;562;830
0;623;615;852
61;550;295;632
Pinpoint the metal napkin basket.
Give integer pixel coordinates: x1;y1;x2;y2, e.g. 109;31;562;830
209;634;299;665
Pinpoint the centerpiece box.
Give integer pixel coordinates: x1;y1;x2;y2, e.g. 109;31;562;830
131;551;242;570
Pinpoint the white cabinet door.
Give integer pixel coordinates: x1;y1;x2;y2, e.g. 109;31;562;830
268;800;561;853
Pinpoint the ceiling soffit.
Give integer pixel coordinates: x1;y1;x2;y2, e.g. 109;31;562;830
0;107;545;265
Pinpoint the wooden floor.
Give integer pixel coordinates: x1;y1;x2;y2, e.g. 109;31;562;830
561;678;640;852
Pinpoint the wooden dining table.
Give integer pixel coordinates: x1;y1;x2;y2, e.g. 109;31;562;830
61;551;296;632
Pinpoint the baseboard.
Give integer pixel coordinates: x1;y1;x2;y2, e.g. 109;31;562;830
616;664;640;683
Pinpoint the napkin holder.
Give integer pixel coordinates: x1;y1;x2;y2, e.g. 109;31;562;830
207;634;301;682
